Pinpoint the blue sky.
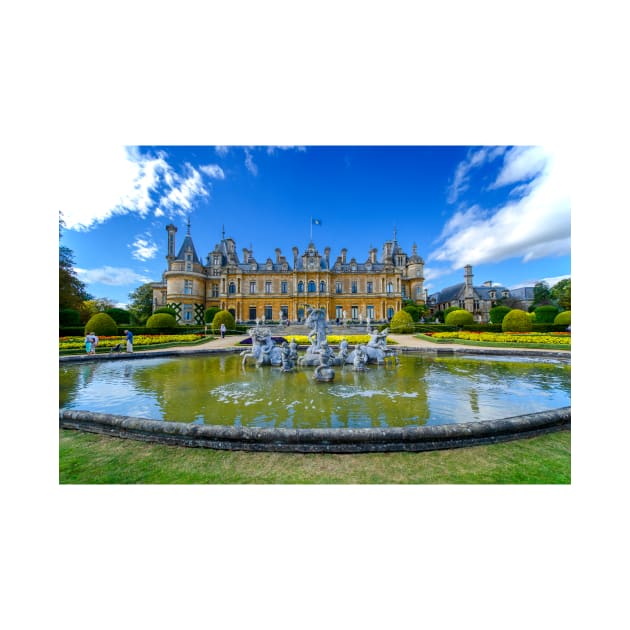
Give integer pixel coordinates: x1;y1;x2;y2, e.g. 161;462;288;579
60;145;570;307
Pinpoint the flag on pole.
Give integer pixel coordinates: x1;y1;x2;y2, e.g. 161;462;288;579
312;218;322;225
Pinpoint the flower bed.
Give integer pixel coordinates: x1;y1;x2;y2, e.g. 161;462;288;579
59;334;205;351
258;335;395;346
423;331;571;346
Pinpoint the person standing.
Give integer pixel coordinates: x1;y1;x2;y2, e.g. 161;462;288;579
220;323;226;339
90;332;99;354
124;329;133;352
85;332;92;354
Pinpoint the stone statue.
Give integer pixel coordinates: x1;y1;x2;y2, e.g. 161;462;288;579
345;326;398;365
280;342;295;372
299;307;332;367
313;346;335;382
352;344;368;371
241;323;283;368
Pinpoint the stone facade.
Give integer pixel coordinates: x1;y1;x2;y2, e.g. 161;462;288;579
151;223;426;325
426;264;531;323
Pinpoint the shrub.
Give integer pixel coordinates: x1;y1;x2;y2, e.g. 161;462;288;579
502;309;533;332
554;310;571;326
211;309;236;334
204;306;221;324
84;312;118;337
535;305;560;324
105;307;131;324
489;305;511;324
402;305;420;322
154;306;178;317
390;310;414;333
445;309;474;327
60;308;81;326
443;306;460;320
529;312;537;322
146;313;177;328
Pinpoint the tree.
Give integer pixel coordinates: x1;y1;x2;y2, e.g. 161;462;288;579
59;214;91;311
550;278;571;310
128;283;155;325
532;281;552;307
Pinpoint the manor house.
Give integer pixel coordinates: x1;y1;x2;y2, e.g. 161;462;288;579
151;222;426;325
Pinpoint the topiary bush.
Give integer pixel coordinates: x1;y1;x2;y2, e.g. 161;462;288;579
390;309;415;333
146;313;177;328
204;306;221;324
502;309;533;332
445;309;474;327
402;305;420;322
211;309;236;334
84;312;118;336
154;306;178;317
489;305;511;324
443;306;461;320
534;305;560;324
554;310;571;326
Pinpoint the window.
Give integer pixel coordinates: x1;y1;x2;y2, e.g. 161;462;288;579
249;306;257;321
351;305;359;319
319;281;326;293
386;282;393;294
281;306;288;320
185;253;192;272
297;281;304;293
367;281;373;294
265;281;272;294
228;282;236;294
184;280;193;295
401;287;406;298
335;282;342;294
308;280;316;293
336;305;343;319
281;281;288;294
265;305;273;320
212;284;219;297
249;281;256;294
351;281;357;294
387;307;394;320
183;304;193;322
367;305;374;319
213;255;220;266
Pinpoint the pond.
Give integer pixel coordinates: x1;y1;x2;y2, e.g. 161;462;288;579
59;353;571;430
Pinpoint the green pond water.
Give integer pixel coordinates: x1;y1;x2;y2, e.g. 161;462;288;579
59;353;570;429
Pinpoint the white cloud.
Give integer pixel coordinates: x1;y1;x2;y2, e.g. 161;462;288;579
431;146;570;269
215;146;229;156
53;147;211;230
75;266;153;286
200;164;225;179
446;146;506;204
244;148;258;176
129;235;158;261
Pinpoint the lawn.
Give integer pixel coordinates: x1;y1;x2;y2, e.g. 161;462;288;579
59;428;570;484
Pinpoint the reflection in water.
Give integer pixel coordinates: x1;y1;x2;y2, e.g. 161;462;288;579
59;354;570;429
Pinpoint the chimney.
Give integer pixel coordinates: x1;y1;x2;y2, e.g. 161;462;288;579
341;248;347;264
324;246;331;267
292;246;299;267
370;248;377;263
275;248;281;264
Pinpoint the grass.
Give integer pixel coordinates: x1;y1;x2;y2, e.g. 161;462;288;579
59;429;570;484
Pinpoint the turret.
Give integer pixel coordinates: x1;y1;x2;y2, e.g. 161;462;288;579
166;223;177;262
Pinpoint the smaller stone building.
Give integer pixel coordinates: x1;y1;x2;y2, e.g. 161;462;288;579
427;265;530;322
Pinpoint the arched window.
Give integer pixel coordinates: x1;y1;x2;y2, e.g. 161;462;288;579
308;280;316;293
297;281;304;293
228;282;236;294
319;281;326;293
